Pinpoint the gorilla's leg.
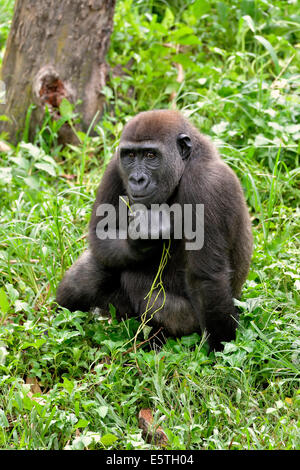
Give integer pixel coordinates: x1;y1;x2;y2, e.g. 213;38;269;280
121;272;200;336
187;271;238;352
56;250;131;313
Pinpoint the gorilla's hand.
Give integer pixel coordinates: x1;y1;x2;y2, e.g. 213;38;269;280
127;206;172;255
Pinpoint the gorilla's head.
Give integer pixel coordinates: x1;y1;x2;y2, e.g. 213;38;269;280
118;110;193;205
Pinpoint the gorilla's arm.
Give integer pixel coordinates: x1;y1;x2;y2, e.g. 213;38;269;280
89;157;156;268
183;158;245;351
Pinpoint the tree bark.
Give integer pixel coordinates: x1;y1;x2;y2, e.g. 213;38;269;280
0;0;116;143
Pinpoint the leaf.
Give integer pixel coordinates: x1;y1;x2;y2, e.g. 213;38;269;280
35;162;57;176
242;15;255;33
170;26;194;39
102;339;124;351
254;134;270;146
173;54;196;69
0;167;12;185
20;338;46;350
59;98;74;120
41;155;58;166
6;284;19;302
20;142;42;160
11;155;30;170
162;8;174;29
0;343;8;366
62;377;75;394
286;124;300;134
56;331;81;343
0;288;9;314
109;303;117;322
180;333;201;347
101;86;113;100
193;0;210;17
268;121;283;132
254;35;280;74
212;121;229;134
76;419;89;428
223;343;239;354
176;35;201;46
0;408;9;428
23;176;40;190
98;405;108;418
100;434;118;447
15;300;30;313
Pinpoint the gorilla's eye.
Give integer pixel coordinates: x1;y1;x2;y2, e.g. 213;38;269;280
128;152;135;158
146;151;156;159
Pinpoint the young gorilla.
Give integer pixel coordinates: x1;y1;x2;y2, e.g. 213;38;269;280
56;110;253;351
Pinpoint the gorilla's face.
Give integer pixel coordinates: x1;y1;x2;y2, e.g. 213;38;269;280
118;111;192;206
119;141;166;205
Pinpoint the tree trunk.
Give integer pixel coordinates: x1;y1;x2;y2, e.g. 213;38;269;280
0;0;116;144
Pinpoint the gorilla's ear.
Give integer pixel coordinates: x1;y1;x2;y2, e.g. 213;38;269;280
177;134;192;160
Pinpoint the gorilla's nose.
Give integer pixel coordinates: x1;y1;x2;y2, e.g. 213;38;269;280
129;173;149;194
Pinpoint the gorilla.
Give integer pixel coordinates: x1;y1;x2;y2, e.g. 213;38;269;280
56;110;253;351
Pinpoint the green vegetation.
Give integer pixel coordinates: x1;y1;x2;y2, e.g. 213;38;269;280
0;0;299;450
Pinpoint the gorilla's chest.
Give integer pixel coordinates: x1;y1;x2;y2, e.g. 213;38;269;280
120;247;187;301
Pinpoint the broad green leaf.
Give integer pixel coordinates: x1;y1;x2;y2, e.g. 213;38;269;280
254;134;270;146
101;434;118;447
23;176;40;190
98;406;108;418
177;35;201;46
162;8;174;29
62;377;75;394
15;301;30;313
11;155;30;170
59;98;74;120
0;343;8;366
286;124;300;134
193;0;210;16
0;288;9;314
6;284;19;302
0;409;9;427
35;162;57;176
173;53;196;69
180;333;201;347
76;419;89;428
0;167;12;185
212;121;229;134
42;155;58;166
170;26;194;39
20;142;42;160
20;338;46;350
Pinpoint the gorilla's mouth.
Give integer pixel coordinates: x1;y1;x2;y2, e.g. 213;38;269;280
130;190;155;203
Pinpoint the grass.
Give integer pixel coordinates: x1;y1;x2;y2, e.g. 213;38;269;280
0;0;299;450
